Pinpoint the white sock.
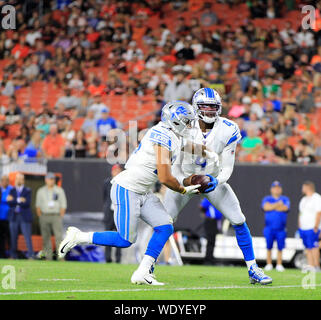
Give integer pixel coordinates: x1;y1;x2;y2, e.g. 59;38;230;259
246;260;257;270
77;231;94;244
137;255;155;273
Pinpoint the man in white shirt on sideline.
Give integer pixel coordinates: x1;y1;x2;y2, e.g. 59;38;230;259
298;181;321;271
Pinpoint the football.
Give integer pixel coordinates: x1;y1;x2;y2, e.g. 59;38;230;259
191;175;211;193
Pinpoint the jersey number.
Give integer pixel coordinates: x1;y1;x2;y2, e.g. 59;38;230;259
195;156;207;169
223;119;233;127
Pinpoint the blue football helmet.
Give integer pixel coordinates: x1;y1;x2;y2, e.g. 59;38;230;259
192;88;222;124
161;101;197;137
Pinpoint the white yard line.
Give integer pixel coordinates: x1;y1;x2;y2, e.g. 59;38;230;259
1;284;321;296
38;279;80;281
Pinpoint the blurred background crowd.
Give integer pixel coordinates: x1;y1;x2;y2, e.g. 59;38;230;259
0;0;321;165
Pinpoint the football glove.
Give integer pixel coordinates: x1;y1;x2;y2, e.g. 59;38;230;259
181;184;201;195
203;175;218;193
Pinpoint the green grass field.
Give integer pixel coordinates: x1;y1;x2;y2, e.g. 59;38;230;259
0;259;320;300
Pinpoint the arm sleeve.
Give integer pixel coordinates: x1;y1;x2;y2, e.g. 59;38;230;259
216;142;237;185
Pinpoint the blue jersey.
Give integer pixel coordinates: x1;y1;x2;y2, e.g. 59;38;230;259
0;185;13;220
200;198;223;220
96;117;117;136
261;195;290;230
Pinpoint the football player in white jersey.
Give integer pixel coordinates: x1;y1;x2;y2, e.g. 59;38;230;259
164;88;272;285
58;101;201;285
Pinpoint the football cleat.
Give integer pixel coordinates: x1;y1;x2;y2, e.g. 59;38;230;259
131;269;164;286
249;264;273;285
58;226;81;259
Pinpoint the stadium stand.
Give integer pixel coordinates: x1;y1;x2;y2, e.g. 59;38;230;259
0;0;320;164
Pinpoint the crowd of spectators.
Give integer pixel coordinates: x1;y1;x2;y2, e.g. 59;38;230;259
0;0;321;165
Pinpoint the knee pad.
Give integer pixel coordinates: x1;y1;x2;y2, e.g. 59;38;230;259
154;224;174;237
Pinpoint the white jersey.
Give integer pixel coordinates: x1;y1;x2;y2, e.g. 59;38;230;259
176;117;241;180
299;192;321;230
113;122;181;194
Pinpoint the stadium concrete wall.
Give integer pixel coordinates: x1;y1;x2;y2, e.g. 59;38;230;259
48;160;321;237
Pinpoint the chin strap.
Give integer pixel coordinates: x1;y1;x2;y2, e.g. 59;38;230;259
200;115;218;124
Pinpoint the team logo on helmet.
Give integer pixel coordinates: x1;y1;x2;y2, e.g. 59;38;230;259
161;101;197;136
171;105;188;120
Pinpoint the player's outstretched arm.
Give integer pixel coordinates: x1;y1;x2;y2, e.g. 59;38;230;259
154;144;200;195
171;150;194;186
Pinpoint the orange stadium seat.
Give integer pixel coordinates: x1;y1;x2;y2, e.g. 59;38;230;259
30;99;44;110
0;95;9;106
8;123;21;139
71;117;85;131
287;135;301;147
31;81;48;92
188;0;204;11
45;45;56;56
281;82;294;94
315;109;321;132
257;60;272;78
17;235;56;252
3;138;12;151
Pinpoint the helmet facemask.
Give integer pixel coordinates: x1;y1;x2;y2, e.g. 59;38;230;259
197;103;221;124
170;111;197;137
